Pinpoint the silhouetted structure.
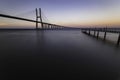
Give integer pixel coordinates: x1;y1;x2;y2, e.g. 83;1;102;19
0;8;71;30
81;27;120;45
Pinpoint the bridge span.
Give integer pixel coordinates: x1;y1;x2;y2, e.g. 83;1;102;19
0;8;71;30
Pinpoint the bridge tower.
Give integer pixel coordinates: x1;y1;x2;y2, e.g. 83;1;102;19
36;8;43;29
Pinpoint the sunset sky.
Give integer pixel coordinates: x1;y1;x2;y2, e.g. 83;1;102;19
0;0;120;28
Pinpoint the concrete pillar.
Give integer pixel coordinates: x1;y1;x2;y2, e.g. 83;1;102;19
36;8;38;29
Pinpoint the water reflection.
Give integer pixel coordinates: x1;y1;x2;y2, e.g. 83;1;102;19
0;30;120;79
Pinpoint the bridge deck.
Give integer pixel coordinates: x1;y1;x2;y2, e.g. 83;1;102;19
0;14;69;28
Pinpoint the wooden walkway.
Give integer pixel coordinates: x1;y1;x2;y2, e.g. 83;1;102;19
81;28;120;45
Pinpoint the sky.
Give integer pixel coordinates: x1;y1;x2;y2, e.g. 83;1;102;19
0;0;120;28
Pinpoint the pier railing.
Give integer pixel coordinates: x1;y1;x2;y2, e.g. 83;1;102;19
81;28;120;46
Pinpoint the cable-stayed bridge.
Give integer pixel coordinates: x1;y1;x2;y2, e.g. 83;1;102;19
0;8;120;45
0;8;72;29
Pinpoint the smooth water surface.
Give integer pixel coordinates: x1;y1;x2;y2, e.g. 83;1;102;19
0;30;120;80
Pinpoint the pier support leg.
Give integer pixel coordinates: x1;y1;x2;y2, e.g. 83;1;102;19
97;31;99;38
117;33;120;45
44;24;46;29
89;29;91;35
42;24;43;29
47;24;48;29
94;30;96;37
50;25;52;29
104;31;107;40
43;24;44;29
49;25;50;29
48;24;50;29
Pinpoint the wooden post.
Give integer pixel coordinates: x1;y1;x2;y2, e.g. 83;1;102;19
104;28;107;40
50;25;51;29
50;25;52;29
36;8;38;29
97;31;99;38
39;8;43;29
117;33;120;45
48;24;50;29
45;24;47;29
89;29;91;35
94;29;96;37
41;24;45;29
46;24;48;29
45;24;46;29
54;25;56;29
51;25;52;29
52;25;54;29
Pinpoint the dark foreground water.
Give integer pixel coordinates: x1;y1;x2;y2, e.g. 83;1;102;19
0;30;120;80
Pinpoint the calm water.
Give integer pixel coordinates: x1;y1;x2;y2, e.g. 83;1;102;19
0;30;120;80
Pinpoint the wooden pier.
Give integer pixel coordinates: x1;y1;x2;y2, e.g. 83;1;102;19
81;28;120;46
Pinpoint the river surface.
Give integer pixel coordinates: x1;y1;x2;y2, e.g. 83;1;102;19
0;30;120;80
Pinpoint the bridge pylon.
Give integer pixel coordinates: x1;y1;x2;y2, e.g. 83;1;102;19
36;8;43;29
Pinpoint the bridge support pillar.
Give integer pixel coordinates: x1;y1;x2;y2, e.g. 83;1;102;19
39;8;43;29
36;8;43;29
36;8;38;29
